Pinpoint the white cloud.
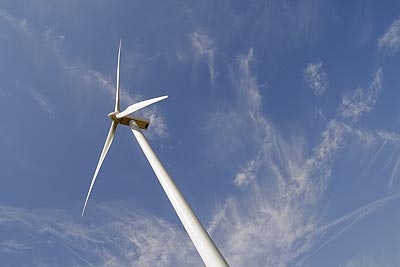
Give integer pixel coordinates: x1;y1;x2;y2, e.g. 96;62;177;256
234;155;262;187
0;202;200;266
378;17;400;54
0;240;32;254
338;68;383;122
296;68;382;200
29;88;56;119
0;10;30;36
206;49;315;265
303;62;328;96
205;48;392;266
190;30;216;85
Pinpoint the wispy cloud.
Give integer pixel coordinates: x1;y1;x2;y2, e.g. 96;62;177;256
338;68;383;122
207;49;316;265
298;189;400;266
0;240;32;254
190;30;216;85
303;62;328;96
342;253;391;267
1;189;399;267
205;48;393;266
0;10;168;138
0;9;30;36
231;48;271;187
378;17;400;54
0;202;200;266
234;155;262;187
29;88;56;119
342;126;400;191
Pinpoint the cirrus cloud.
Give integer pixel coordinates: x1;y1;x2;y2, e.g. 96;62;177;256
378;17;400;54
303;62;328;96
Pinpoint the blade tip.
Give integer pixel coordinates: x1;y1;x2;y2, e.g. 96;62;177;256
81;204;87;216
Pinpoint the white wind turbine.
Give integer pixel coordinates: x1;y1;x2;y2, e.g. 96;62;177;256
82;40;229;267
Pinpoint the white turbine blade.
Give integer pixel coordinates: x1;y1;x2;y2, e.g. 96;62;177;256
116;95;168;119
82;122;118;216
115;39;122;112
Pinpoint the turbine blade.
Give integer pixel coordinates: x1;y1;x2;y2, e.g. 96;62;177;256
82;122;118;216
115;39;122;112
116;95;168;119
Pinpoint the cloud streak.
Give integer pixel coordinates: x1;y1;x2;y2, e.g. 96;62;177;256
29;88;56;119
0;9;30;36
378;17;400;54
338;68;383;122
190;30;217;85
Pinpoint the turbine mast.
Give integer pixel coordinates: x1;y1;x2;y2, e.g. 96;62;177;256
129;120;229;267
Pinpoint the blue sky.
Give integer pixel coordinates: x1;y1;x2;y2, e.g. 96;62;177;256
1;1;400;266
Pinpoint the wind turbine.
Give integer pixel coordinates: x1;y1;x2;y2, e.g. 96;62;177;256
82;39;229;267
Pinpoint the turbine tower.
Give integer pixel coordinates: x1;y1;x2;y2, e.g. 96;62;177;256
82;39;229;267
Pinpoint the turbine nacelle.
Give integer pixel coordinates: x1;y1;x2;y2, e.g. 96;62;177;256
108;111;150;129
107;94;168;129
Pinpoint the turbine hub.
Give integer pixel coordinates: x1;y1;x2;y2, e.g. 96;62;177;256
108;111;119;123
